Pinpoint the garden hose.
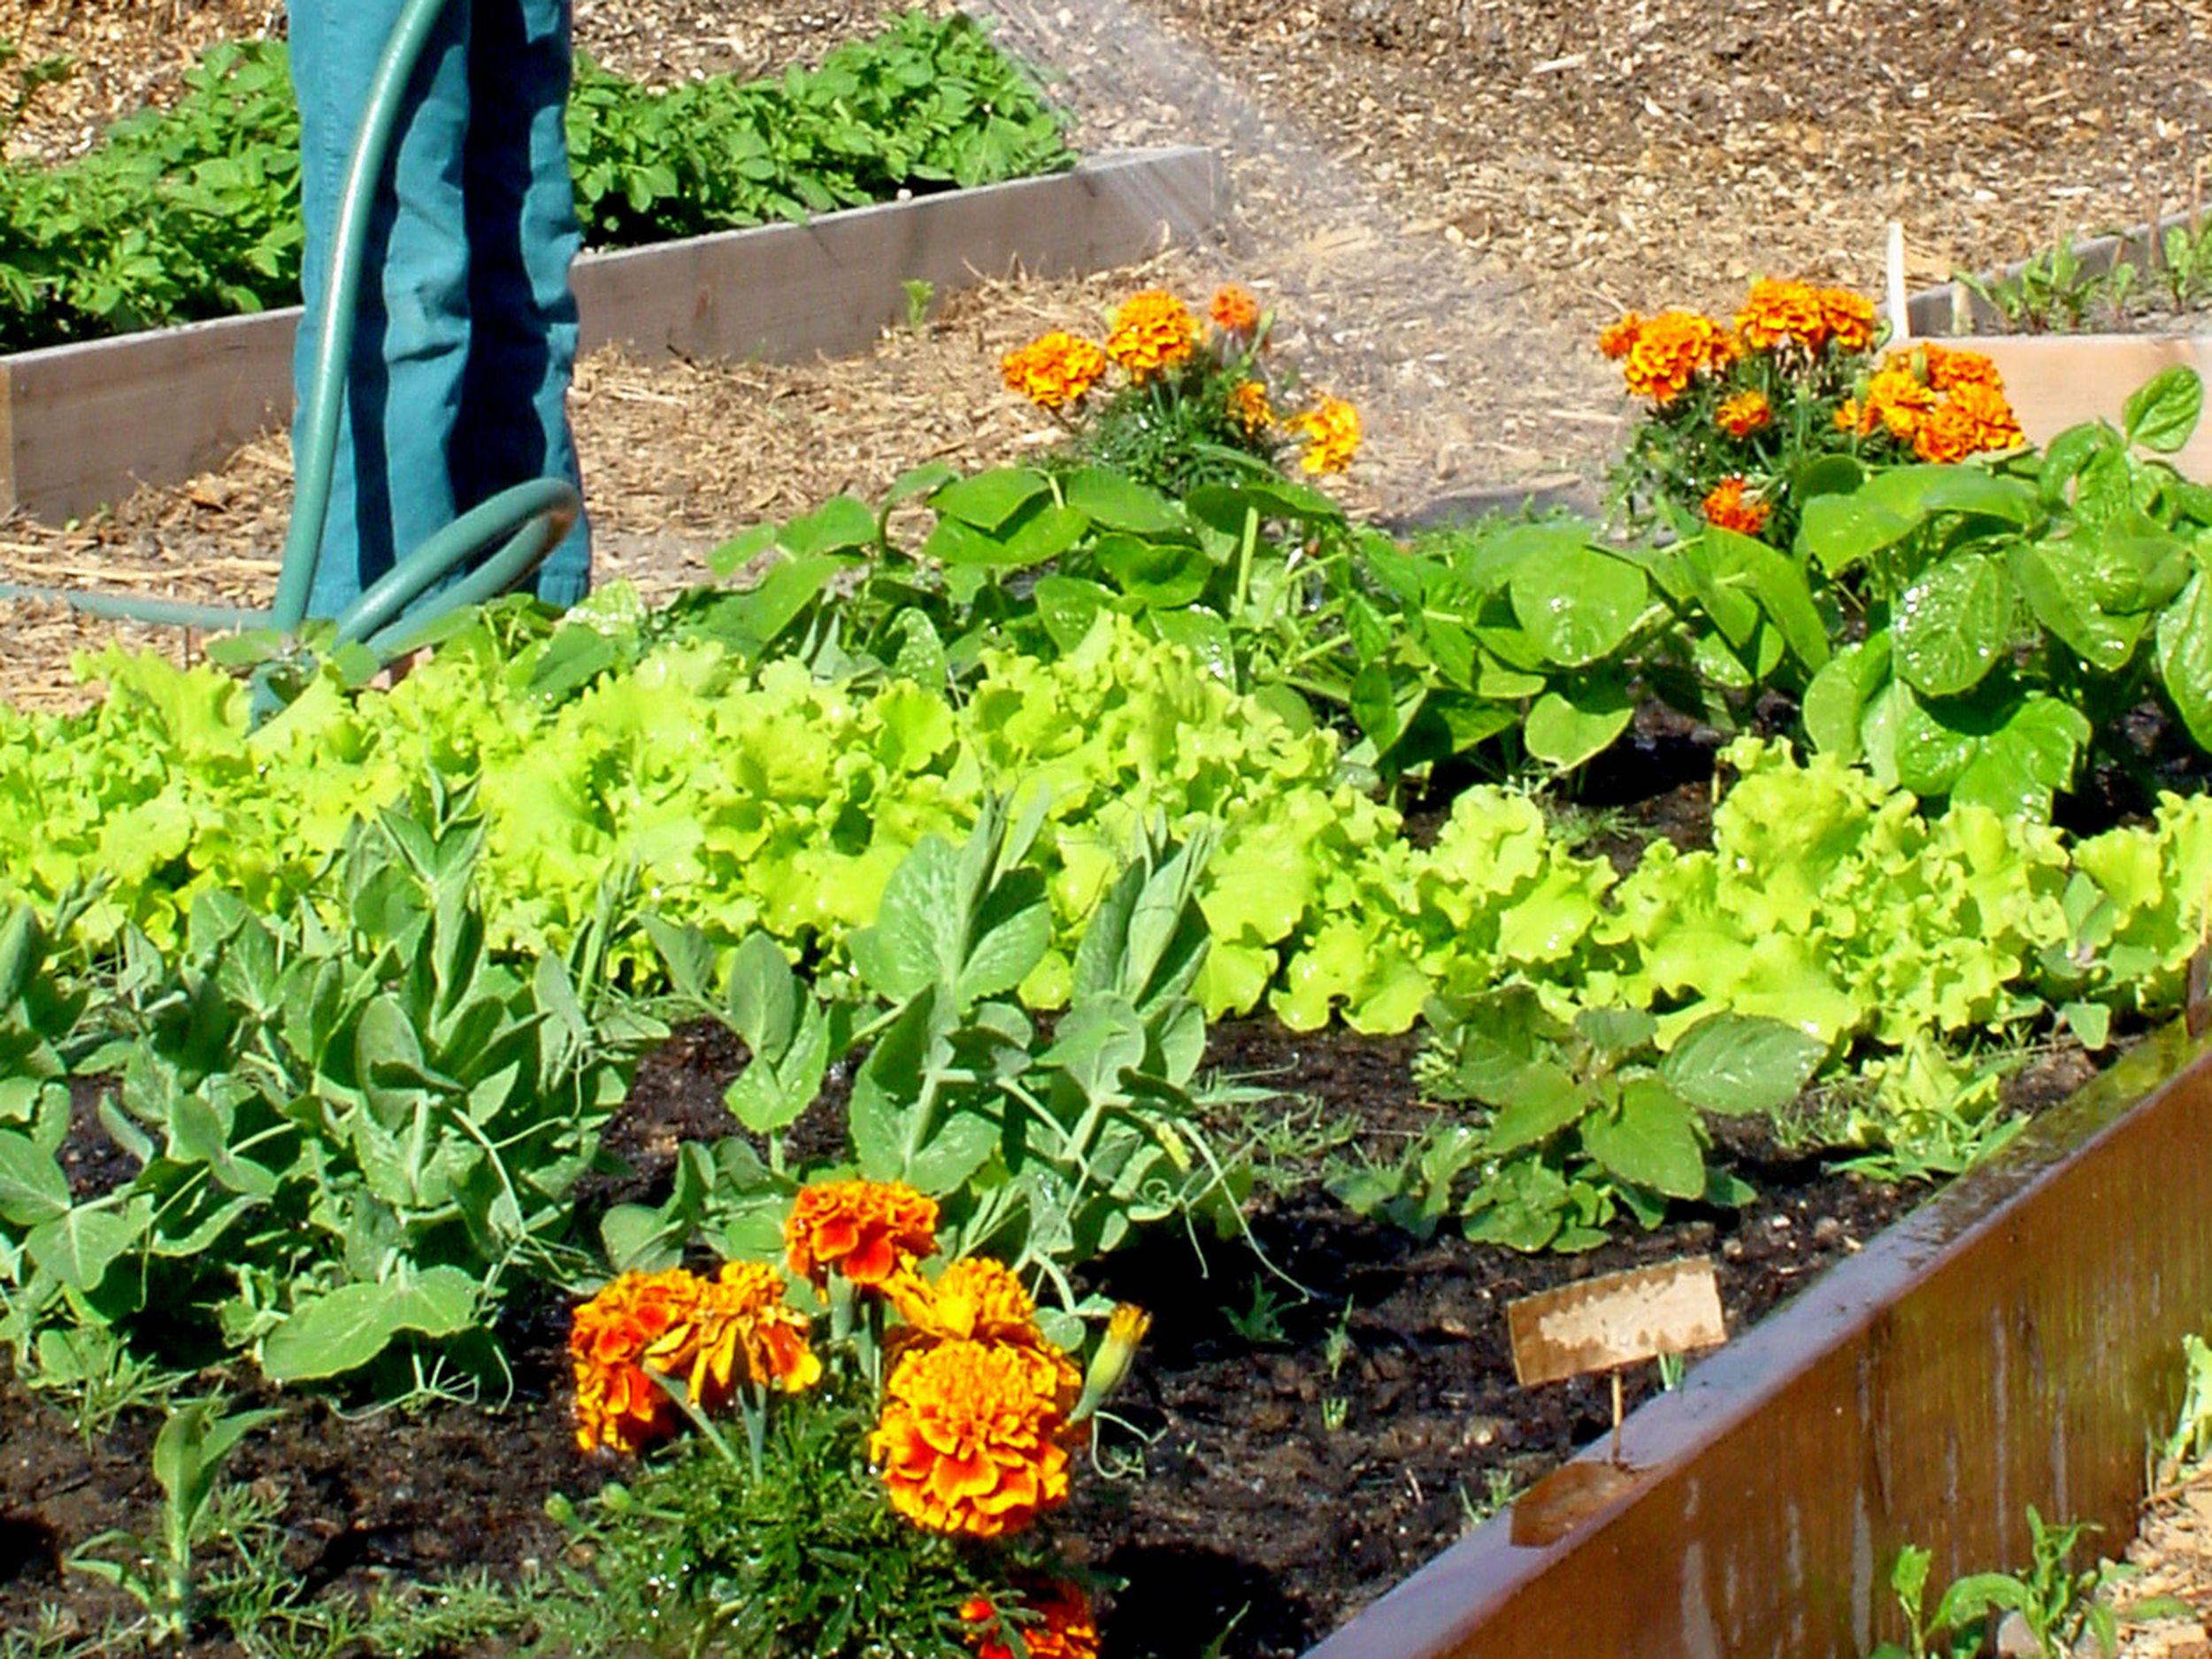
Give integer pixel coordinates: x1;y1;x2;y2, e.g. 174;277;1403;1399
0;0;579;665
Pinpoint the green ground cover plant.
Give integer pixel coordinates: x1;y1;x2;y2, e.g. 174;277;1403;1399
0;12;1071;351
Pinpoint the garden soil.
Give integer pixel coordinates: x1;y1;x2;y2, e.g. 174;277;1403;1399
4;0;2212;707
0;1012;2104;1657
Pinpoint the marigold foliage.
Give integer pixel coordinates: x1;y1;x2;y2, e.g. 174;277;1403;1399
786;1179;940;1288
870;1337;1077;1538
961;1580;1102;1659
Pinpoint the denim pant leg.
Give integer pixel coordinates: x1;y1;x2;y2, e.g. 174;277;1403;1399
457;0;592;606
288;0;473;620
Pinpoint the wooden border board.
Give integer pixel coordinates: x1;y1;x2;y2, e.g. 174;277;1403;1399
0;146;1225;521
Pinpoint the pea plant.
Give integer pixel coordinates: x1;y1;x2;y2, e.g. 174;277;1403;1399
0;784;662;1392
606;801;1250;1338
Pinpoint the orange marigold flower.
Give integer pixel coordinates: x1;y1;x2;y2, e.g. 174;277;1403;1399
1000;331;1108;411
1598;311;1643;360
1918;342;2004;395
1209;283;1261;336
1833;398;1862;433
872;1338;1076;1538
1621;310;1735;403
649;1260;822;1409
1716;389;1772;438
1817;287;1878;355
569;1268;704;1455
1949;378;2024;452
1105;288;1199;382
960;1581;1102;1659
1287;395;1361;473
1701;476;1773;536
786;1179;939;1290
894;1257;1044;1347
1863;364;1936;441
1909;400;1984;464
1734;278;1830;353
1226;378;1273;433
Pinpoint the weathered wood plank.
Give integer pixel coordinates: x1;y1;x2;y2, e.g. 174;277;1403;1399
0;146;1225;521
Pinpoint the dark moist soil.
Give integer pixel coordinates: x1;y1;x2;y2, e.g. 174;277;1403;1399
0;1010;2107;1659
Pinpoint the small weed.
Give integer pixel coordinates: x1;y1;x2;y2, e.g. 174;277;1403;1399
900;276;935;334
1220;1278;1291;1346
1457;1467;1522;1534
1319;1396;1349;1432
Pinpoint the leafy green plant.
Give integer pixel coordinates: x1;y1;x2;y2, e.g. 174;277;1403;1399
608;803;1248;1322
67;1394;277;1647
2157;217;2212;313
0;784;663;1389
1869;1509;2157;1659
1335;990;1823;1251
0;13;1071;351
1799;368;2212;818
1955;231;2113;334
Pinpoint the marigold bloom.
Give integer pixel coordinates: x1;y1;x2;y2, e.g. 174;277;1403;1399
1862;364;1936;441
1948;377;2024;452
1701;476;1772;536
1288;395;1361;473
1735;278;1830;353
1918;342;2004;395
1834;398;1862;433
1209;282;1261;336
960;1581;1102;1659
1621;310;1737;403
570;1268;704;1455
1000;331;1108;411
649;1260;822;1408
1716;389;1772;438
786;1179;939;1289
1105;288;1199;382
1226;378;1273;433
872;1338;1076;1538
1598;311;1644;360
1817;287;1878;354
894;1257;1047;1348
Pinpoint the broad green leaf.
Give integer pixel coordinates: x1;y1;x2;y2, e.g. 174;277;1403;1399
261;1282;402;1382
1892;687;1979;797
2158;572;2212;748
26;1203;142;1291
929;467;1051;530
1098;534;1211;607
1797;493;1914;577
2011;539;2147;673
1066;469;1181;534
1801;635;1890;763
1582;1079;1707;1200
1891;553;2011;696
1661;1014;1825;1116
1184;479;1345;531
1508;544;1650;668
2123;365;2204;454
1483;1062;1586;1155
1151;606;1234;681
1033;575;1117;653
907;1109;999;1195
776;494;879;556
0;1129;68;1225
382;1265;484;1340
1525;674;1633;772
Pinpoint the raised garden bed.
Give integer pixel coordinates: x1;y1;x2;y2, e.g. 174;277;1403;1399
1310;1020;2212;1659
0;145;1224;521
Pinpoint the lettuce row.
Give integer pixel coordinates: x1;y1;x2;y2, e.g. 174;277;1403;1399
4;610;2210;1053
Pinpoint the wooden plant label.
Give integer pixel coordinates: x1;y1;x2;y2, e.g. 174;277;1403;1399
1507;1257;1727;1387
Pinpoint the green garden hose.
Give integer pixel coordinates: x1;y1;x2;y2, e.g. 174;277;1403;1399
0;0;579;664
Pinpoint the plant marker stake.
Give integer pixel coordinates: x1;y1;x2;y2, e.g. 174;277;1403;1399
1887;220;1909;344
1505;1257;1728;1467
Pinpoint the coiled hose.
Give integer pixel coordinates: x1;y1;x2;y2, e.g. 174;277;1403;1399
0;0;580;664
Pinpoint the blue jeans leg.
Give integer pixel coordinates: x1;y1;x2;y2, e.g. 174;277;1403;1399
288;0;472;621
456;0;592;606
